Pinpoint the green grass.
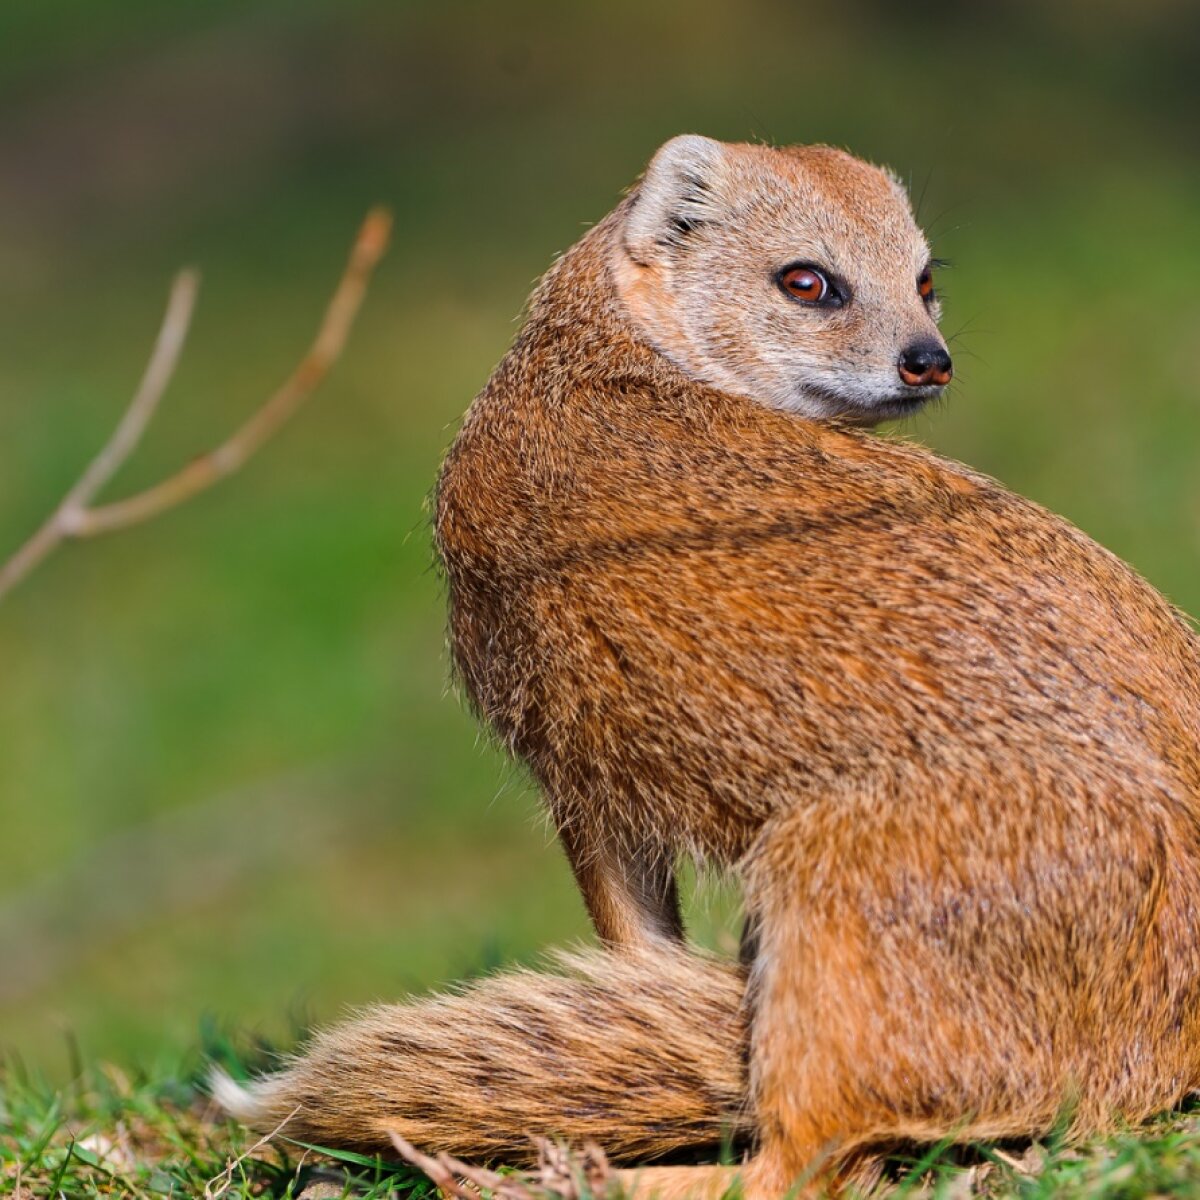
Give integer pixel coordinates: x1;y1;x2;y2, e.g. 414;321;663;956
0;1046;433;1199
9;1052;1200;1198
3;2;1200;1195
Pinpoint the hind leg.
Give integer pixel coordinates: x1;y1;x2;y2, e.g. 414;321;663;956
732;771;1177;1194
614;1154;878;1198
736;897;912;1196
614;1165;741;1199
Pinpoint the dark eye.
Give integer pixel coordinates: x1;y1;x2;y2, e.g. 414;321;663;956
778;265;831;304
918;267;935;300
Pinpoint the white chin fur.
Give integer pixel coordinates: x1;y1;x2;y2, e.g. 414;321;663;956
770;379;938;424
770;392;858;420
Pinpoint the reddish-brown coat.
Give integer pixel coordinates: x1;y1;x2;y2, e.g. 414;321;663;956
221;142;1200;1196
433;148;1200;1190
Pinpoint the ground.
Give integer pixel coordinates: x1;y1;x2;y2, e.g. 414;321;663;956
8;1047;1200;1199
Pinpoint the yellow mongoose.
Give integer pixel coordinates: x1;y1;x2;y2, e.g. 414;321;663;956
217;138;1200;1197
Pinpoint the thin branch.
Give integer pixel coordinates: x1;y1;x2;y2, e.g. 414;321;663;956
0;207;392;605
60;272;200;526
79;207;391;534
0;271;197;600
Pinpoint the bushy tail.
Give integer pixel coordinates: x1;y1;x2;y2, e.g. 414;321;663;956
211;946;750;1165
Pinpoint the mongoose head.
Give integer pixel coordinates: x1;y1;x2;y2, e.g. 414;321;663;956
611;135;951;424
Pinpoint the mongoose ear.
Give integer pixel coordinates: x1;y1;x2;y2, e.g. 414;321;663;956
624;135;729;266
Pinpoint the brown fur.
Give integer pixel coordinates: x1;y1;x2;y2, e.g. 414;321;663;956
211;947;749;1164
439;137;960;947
220;139;1200;1194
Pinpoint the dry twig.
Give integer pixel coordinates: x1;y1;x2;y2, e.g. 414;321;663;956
0;207;392;605
390;1132;614;1200
204;1106;301;1200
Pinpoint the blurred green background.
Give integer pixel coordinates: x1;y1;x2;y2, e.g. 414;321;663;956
1;0;1198;1076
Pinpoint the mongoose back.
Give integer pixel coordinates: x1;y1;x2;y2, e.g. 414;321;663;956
220;138;1200;1196
442;135;958;945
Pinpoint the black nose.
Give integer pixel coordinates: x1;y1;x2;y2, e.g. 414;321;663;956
898;341;953;387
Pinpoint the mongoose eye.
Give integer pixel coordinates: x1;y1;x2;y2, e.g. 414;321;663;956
918;268;935;300
778;266;832;304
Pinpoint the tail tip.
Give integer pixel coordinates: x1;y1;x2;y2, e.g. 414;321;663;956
208;1065;275;1125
